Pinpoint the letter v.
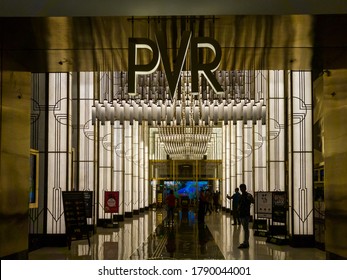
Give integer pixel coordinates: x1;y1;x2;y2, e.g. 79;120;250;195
156;31;191;100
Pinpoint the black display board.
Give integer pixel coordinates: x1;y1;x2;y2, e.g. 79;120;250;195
62;191;90;249
83;191;93;218
272;192;287;223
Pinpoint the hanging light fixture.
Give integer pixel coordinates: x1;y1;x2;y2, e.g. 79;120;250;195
91;69;267;159
92;70;264;126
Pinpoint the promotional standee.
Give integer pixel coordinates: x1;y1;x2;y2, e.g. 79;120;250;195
254;192;272;236
104;191;120;228
254;191;288;244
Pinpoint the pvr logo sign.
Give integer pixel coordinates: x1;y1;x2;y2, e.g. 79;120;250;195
128;31;223;96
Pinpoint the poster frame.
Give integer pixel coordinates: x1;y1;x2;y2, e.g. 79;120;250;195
29;149;39;208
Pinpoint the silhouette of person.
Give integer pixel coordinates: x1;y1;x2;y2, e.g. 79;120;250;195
198;189;207;225
213;190;220;212
237;184;254;249
166;189;176;226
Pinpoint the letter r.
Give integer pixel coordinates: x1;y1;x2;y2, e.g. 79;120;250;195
191;37;223;94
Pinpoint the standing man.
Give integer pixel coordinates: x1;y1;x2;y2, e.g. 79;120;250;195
237;183;254;249
227;188;241;225
166;189;176;226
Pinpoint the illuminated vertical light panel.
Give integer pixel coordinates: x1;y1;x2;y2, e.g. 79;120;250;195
224;124;231;208
236;120;243;185
78;72;94;194
114;121;124;217
290;71;313;236
222;125;226;204
229;122;237;209
124;121;133;215
47;73;70;233
254;119;267;191
253;70;267;192
268;70;285;191
143;123;150;208
244;118;253;191
132;122;139;213
99;122;112;219
97;71;113;219
138;124;145;210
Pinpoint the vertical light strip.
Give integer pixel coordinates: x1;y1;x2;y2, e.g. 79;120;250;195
253;70;267;192
99;122;112;219
291;71;313;235
254;119;267;191
244;119;253;190
78;72;94;193
138;124;144;210
47;73;69;234
268;70;285;191
222;125;226;206
225;124;231;207
236;120;243;185
230;122;237;209
143;122;150;207
124;121;133;214
132;122;139;212
114;121;124;216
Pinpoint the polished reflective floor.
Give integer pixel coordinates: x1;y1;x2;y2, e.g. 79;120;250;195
29;209;326;260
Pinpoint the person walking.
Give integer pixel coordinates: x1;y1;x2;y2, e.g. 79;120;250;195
166;189;176;226
227;187;241;225
213;190;221;212
237;183;254;249
198;189;207;225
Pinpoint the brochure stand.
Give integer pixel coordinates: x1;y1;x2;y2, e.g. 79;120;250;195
254;192;272;237
62;191;91;249
266;191;289;245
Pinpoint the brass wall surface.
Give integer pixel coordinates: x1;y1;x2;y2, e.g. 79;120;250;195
321;70;347;258
0;71;31;258
0;15;315;72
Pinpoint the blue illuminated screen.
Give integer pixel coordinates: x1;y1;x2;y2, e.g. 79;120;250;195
163;180;209;199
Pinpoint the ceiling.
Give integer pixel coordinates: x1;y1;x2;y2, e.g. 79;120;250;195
1;0;347;17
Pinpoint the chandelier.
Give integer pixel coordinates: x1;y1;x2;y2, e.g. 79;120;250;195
92;70;266;159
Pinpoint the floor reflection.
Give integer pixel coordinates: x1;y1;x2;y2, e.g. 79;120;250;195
28;209;326;260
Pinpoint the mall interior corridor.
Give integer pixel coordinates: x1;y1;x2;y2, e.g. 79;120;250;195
28;208;325;260
2;3;347;262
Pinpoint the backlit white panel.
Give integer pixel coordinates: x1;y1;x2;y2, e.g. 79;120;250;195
132;122;139;211
99;123;112;219
114;121;124;215
268;70;285;191
78;72;94;192
254;120;267;191
236;120;243;185
138;124;145;210
124;121;133;213
244;120;253;191
291;71;313;235
47;73;70;234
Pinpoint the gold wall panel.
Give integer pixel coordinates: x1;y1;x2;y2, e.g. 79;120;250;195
0;71;31;258
322;69;347;258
